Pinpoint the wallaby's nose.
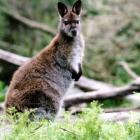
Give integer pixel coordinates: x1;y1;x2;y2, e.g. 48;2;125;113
72;30;77;36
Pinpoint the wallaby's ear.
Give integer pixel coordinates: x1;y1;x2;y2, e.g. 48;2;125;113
72;0;82;15
57;2;68;17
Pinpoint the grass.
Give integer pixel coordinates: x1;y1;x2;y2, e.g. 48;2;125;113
1;102;140;140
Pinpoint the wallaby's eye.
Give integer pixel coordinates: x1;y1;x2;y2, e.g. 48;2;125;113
64;21;69;25
73;20;79;24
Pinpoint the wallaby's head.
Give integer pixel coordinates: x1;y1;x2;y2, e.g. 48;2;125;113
57;0;82;38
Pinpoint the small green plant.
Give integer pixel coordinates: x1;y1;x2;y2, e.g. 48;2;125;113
1;102;140;140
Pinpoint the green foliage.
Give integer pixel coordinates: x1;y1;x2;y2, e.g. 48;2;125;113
0;12;8;39
1;102;140;140
82;1;140;85
0;81;7;102
100;98;131;108
0;0;57;57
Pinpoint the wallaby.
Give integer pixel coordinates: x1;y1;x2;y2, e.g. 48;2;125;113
5;0;85;120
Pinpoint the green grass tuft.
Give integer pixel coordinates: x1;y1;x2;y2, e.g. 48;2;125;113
0;102;140;140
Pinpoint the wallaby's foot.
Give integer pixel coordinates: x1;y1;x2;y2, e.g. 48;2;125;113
29;107;56;121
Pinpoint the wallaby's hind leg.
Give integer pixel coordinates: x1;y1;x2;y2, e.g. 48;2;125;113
30;107;56;121
22;90;60;121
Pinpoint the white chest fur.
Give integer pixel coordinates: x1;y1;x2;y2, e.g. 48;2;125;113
69;35;85;73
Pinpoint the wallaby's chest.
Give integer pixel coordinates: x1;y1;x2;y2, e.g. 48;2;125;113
56;38;83;68
68;39;83;72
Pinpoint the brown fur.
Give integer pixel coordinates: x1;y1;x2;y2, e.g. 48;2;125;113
5;35;61;119
5;0;84;120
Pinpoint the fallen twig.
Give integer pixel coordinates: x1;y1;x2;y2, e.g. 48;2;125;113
75;76;114;91
104;106;140;113
64;80;140;108
0;49;29;66
102;112;131;122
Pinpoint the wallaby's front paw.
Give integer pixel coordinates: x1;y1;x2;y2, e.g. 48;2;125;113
71;64;82;81
71;70;78;81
